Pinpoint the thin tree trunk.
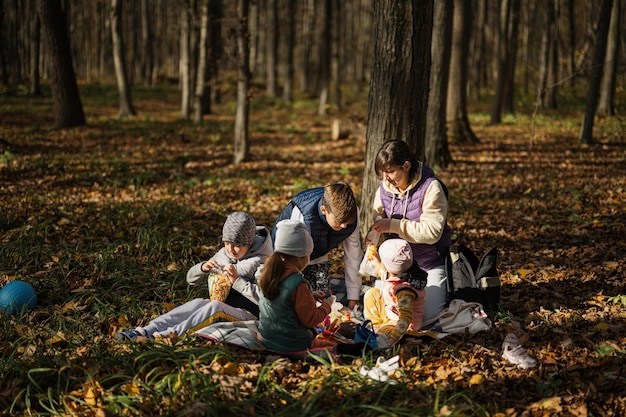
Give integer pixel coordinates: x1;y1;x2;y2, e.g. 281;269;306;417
111;0;136;118
425;0;453;169
597;0;620;116
193;0;209;123
30;11;41;96
332;0;342;111
282;0;295;102
180;1;191;119
579;0;613;144
234;0;250;164
265;0;277;97
446;0;478;143
317;0;331;116
208;0;223;109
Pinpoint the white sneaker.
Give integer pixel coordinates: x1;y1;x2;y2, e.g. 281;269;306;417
502;333;537;369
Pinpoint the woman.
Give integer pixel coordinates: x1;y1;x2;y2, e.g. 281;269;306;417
370;139;452;325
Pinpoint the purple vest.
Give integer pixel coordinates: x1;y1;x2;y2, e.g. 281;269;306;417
379;166;451;270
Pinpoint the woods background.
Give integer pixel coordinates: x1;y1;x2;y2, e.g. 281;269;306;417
1;1;626;416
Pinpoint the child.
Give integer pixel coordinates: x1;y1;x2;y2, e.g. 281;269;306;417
272;181;362;310
362;238;427;347
258;219;337;353
186;211;273;317
114;212;272;342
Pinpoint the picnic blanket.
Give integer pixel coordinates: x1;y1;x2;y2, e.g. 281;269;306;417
195;320;343;360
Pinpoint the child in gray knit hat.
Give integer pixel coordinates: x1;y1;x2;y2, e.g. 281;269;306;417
115;212;272;342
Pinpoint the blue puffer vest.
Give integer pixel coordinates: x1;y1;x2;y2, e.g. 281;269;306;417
272;188;357;260
379;165;452;270
259;273;315;352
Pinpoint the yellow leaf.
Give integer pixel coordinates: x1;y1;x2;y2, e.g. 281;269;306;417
523;187;532;195
468;374;485;386
47;332;66;345
602;261;619;269
162;302;176;312
84;386;97;406
167;262;179;271
117;314;130;326
173;374;182;391
222;362;240;375
122;383;141;396
518;269;532;277
595;321;609;331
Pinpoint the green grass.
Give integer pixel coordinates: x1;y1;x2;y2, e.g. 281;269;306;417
2;81;626;416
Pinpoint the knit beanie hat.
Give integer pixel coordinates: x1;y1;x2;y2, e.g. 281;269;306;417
222;212;256;247
378;239;413;274
273;219;314;257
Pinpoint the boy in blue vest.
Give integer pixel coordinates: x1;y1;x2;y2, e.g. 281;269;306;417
272;181;362;310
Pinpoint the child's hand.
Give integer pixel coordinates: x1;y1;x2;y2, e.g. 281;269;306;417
312;290;325;301
324;295;337;306
201;260;220;273
222;264;239;284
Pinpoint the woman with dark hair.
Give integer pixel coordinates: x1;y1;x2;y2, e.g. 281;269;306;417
370;139;452;324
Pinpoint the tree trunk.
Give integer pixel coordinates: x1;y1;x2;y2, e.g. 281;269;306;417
30;11;41;96
425;0;452;169
140;0;154;85
596;0;620;117
111;0;136;118
317;0;331;116
282;0;295;102
360;0;433;236
208;0;223;109
332;0;342;111
233;0;250;164
502;0;519;114
180;1;191;119
490;0;519;124
193;0;209;123
469;0;487;100
265;0;277;97
536;0;558;109
446;0;478;143
579;0;613;145
36;0;85;128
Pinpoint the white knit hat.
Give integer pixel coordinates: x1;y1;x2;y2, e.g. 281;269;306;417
222;212;256;247
378;239;413;274
273;220;314;257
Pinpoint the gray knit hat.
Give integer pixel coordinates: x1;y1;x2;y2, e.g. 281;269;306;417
273;220;314;257
222;212;256;247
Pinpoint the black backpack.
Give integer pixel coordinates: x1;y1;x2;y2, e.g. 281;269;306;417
445;244;501;312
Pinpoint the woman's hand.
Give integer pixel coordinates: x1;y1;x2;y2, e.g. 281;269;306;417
372;218;391;233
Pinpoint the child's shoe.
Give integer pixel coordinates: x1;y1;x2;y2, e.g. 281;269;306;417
502;333;537;369
114;328;146;343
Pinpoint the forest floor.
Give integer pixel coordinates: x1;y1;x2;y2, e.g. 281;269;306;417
1;85;625;416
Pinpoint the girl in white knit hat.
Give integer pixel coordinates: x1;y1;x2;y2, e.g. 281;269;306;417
362;238;427;347
258;219;337;353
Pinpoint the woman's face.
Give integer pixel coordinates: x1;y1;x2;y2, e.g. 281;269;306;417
382;161;411;191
